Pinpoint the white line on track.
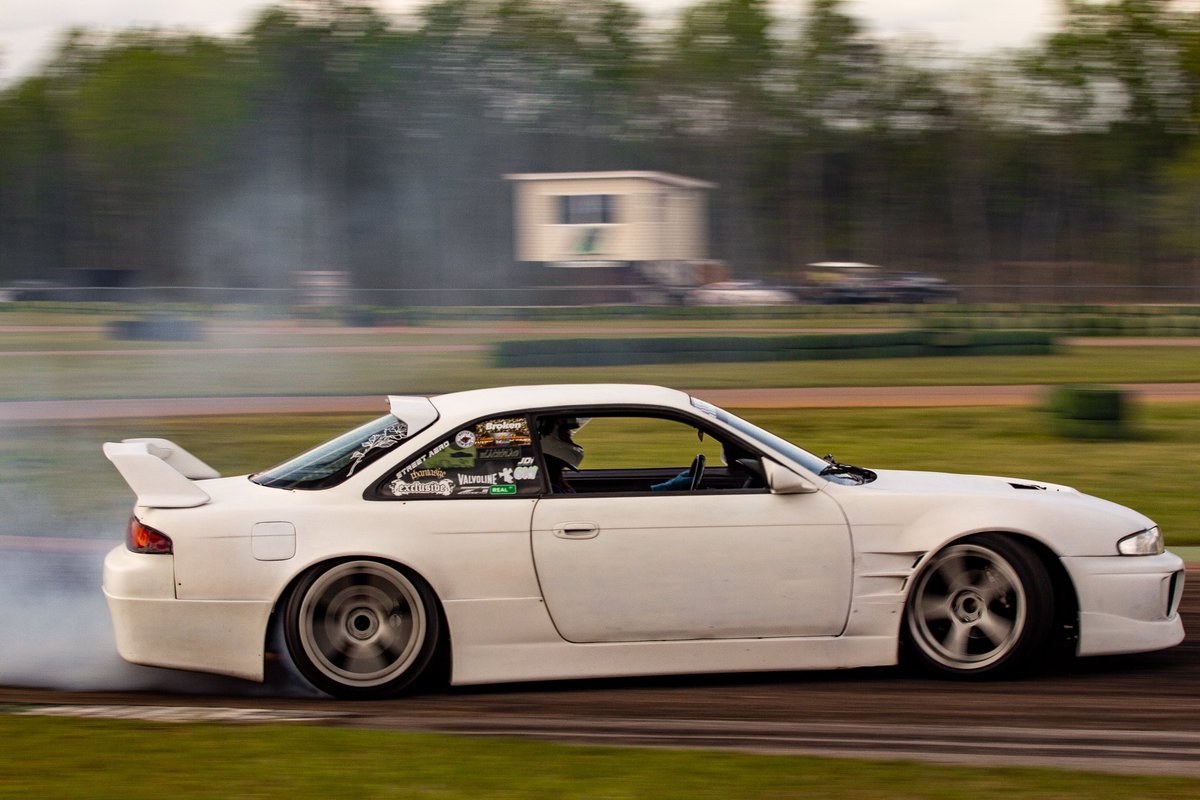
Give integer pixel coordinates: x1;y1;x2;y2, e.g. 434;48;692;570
15;705;348;724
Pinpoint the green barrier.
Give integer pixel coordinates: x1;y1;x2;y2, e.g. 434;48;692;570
494;330;1057;368
1046;385;1134;440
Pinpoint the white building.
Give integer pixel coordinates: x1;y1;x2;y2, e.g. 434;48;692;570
504;171;716;269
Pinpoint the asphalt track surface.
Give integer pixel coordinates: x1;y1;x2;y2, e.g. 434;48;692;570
3;558;1196;778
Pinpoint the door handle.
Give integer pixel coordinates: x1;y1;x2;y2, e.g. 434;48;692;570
553;522;599;540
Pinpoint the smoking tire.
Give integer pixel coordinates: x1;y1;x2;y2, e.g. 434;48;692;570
284;559;441;699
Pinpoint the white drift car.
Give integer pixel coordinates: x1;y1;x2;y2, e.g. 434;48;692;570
102;384;1185;698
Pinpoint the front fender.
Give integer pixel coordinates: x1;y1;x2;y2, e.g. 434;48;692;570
843;491;1152;563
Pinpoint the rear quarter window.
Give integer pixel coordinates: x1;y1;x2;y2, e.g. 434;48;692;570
377;415;542;498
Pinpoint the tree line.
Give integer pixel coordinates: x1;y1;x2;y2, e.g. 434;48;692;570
2;0;1199;301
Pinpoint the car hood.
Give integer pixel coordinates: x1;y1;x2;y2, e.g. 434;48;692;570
840;468;1156;550
866;468;1079;497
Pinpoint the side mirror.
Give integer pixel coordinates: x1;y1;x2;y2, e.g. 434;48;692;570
764;459;819;494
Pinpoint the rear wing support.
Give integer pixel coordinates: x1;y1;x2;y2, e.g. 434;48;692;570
103;438;218;508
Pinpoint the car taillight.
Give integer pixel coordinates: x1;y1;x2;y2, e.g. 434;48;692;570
127;517;173;554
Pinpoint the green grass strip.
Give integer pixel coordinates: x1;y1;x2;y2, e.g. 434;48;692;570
1;716;1197;799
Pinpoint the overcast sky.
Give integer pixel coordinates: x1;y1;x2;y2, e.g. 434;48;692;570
0;0;1061;87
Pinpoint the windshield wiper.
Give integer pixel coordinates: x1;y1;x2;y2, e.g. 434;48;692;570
819;453;853;475
819;453;877;484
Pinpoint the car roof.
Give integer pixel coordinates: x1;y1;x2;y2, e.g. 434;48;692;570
424;384;693;422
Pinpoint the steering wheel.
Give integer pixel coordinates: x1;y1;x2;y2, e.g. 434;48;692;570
688;453;706;491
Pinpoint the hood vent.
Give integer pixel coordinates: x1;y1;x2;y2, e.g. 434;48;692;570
1009;482;1047;490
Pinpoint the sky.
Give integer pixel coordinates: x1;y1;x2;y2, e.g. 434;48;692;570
0;0;1062;87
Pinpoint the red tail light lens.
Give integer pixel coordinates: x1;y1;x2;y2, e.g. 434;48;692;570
127;517;173;554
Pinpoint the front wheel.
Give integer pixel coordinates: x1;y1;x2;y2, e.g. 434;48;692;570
284;559;441;698
903;535;1054;678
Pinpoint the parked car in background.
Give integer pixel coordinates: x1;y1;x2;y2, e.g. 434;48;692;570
685;280;795;306
0;279;62;302
877;271;959;304
804;262;957;304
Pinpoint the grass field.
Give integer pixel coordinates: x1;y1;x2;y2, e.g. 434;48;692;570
4;404;1198;545
3;308;1197;542
2;716;1197;799
5;341;1200;401
2;307;1200;400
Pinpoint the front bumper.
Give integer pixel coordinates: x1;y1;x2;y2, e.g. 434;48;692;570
103;545;272;682
1062;551;1186;657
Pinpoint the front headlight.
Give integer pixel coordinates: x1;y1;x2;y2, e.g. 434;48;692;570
1117;526;1164;556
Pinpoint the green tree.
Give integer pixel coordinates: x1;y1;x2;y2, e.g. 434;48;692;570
0;77;75;278
1011;1;1200;282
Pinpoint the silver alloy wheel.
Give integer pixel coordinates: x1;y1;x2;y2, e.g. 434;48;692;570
295;560;427;688
908;543;1028;671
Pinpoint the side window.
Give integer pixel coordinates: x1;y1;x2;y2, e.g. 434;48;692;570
571;416;724;469
379;415;541;499
535;413;764;495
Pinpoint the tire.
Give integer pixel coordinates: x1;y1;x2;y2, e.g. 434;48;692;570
284;559;441;699
903;534;1054;678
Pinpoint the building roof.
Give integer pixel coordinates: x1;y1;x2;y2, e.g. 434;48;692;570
503;171;716;190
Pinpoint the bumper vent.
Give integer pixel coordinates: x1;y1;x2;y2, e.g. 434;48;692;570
1167;570;1185;617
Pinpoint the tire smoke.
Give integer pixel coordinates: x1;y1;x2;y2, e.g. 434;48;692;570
0;541;318;697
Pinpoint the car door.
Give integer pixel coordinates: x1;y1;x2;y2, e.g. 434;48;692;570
529;414;852;643
369;414;544;601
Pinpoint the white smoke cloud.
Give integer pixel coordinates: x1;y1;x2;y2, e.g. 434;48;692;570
0;543;318;696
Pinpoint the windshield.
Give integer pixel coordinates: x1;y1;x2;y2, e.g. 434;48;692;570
252;414;410;490
690;397;831;477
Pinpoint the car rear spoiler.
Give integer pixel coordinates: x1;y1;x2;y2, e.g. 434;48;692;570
102;438;219;508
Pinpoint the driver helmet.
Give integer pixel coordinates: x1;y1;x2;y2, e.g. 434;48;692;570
540;417;585;469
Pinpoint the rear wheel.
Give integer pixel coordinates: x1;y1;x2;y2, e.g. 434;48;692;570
904;535;1054;677
284;559;440;698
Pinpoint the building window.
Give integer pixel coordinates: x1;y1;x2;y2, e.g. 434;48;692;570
558;194;616;225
